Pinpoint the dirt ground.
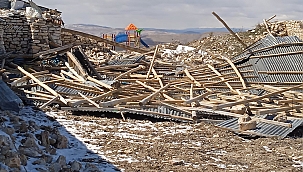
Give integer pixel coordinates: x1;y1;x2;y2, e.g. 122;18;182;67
53;112;303;172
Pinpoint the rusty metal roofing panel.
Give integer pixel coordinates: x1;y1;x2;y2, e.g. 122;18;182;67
216;116;303;138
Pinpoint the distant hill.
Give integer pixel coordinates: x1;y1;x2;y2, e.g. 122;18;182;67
65;24;244;46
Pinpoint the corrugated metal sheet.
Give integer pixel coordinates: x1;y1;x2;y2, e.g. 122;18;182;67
107;55;145;65
229;35;303;84
61;106;192;122
216;115;303;138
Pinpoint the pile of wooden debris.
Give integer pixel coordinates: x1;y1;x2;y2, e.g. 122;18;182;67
1;14;303;138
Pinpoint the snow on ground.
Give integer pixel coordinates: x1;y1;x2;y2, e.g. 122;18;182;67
2;106;120;172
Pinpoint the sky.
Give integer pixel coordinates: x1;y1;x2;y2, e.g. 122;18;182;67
35;0;303;29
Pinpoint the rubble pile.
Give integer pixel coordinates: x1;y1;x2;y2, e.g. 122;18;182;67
0;4;302;139
0;20;301;138
0;109;106;171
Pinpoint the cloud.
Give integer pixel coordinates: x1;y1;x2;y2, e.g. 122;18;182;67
35;0;303;29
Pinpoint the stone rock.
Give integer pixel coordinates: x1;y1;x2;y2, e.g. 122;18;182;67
40;131;50;148
70;161;82;172
32;158;46;165
0;145;10;155
28;120;40;130
56;155;66;167
9;115;19;124
274;114;288;122
19;121;28;133
23;137;38;149
3;127;15;136
0;155;6;162
50;133;58;140
56;134;68;149
18;147;40;158
169;158;184;165
49;148;56;155
0;162;9;172
41;154;53;164
83;163;101;172
61;165;72;172
5;155;21;169
49;138;56;145
239;120;257;131
19;154;27;166
0;135;14;154
35;167;48;172
48;162;61;172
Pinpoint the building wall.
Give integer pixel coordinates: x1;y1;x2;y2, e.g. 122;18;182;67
0;11;61;54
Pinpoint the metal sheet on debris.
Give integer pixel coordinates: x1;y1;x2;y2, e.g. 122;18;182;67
216;117;303;138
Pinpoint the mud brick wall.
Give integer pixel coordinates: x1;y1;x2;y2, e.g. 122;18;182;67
0;12;62;54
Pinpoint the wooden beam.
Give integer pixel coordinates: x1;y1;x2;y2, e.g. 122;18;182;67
62;28;150;54
87;76;113;90
213;83;303;110
11;63;67;104
207;64;235;92
77;46;103;80
115;65;146;80
184;68;201;87
39;96;60;109
139;83;171;106
221;56;247;89
136;80;174;101
66;51;87;78
256;105;303;116
146;45;159;79
212;11;247;48
33;43;75;57
78;92;100;108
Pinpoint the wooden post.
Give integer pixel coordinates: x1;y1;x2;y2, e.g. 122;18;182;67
212;11;247;48
146;45;159;79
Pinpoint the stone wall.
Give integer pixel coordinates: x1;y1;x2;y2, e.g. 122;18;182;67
266;20;303;40
0;11;62;54
284;20;303;40
61;31;107;51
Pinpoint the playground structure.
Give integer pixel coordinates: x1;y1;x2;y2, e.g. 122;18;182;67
102;23;149;50
102;34;116;50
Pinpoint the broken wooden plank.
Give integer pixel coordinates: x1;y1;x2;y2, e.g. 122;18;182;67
39;96;60;109
146;45;159;79
213;83;303;110
212;11;247;48
139;83;171;106
10;63;68;105
78;92;100;108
